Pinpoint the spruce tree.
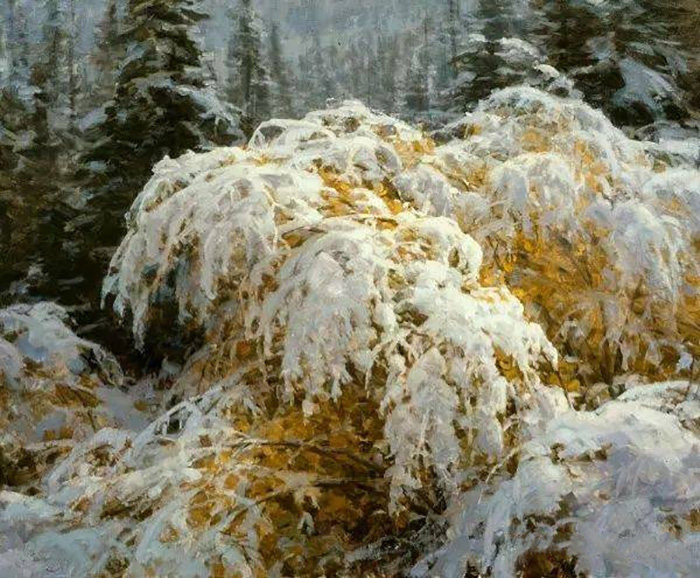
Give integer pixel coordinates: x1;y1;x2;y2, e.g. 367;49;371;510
447;0;460;79
66;0;78;132
376;34;400;113
89;0;123;108
317;48;337;107
4;0;30;91
532;0;689;126
447;0;545;112
32;0;68;113
228;0;271;136
0;0;43;293
0;18;7;87
299;35;335;111
579;0;686;126
674;0;700;114
268;23;294;117
363;36;379;108
77;0;242;308
404;51;430;113
21;0;67;176
452;0;508;108
88;0;241;204
403;19;434;114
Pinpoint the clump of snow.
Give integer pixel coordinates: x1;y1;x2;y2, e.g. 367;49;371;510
303;99;424;144
252;101;423;185
0;303;121;385
496;38;542;65
614;58;679;116
0;387;269;577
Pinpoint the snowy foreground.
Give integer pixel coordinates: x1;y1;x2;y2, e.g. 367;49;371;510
2;90;700;577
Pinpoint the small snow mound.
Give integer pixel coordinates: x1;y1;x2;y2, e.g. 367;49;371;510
1;303;120;380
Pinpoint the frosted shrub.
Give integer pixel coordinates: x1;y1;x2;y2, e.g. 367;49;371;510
103;147;329;344
104;102;425;346
412;87;700;385
105;102;557;495
18;101;560;576
418;381;700;577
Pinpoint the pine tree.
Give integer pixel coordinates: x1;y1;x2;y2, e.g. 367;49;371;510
674;0;700;114
316;43;337;105
76;0;243;308
452;0;507;108
403;19;434;114
363;34;382;109
228;0;271;135
582;0;686;126
0;17;7;87
527;0;690;126
66;0;78;132
32;0;68;112
5;0;30;91
88;0;241;201
447;0;460;78
18;0;69;171
447;0;544;112
0;0;46;293
89;0;123;110
375;34;400;113
268;23;294;117
404;50;430;113
302;35;336;110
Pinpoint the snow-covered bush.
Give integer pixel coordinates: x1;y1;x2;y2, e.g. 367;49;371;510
103;102;425;345
1;101;551;575
104;103;557;491
417;87;700;386
0;303;151;488
418;380;700;577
